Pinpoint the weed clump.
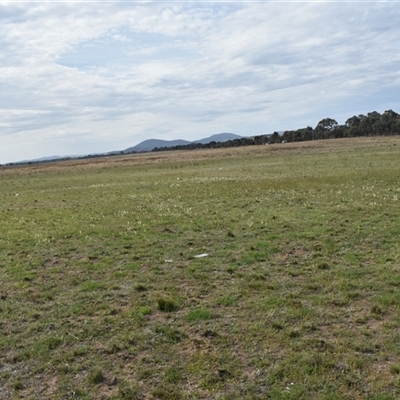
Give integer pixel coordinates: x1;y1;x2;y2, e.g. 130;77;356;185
118;380;143;399
390;364;400;375
135;284;148;292
164;365;183;384
152;385;183;399
371;304;385;316
157;298;178;312
88;367;105;384
12;379;24;391
154;324;184;343
317;262;331;270
46;336;63;350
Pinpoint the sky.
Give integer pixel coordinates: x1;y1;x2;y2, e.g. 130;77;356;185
1;1;400;164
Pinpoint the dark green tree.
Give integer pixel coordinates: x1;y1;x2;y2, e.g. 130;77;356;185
374;110;400;135
296;126;314;141
269;131;281;144
344;115;362;137
315;118;339;139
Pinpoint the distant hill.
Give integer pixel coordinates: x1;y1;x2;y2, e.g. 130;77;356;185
192;133;242;145
10;133;245;165
124;133;243;153
20;155;64;163
123;139;191;153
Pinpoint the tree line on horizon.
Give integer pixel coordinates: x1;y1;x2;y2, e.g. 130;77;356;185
152;109;400;152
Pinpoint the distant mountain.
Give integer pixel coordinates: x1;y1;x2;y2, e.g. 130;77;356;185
123;139;191;153
124;133;243;153
24;155;63;162
10;133;246;165
193;133;242;145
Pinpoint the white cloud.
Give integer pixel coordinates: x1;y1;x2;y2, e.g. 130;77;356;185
1;2;400;163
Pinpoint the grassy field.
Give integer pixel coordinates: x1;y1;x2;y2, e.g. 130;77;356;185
1;137;400;399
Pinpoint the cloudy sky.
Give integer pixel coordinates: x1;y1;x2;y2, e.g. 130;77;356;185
1;1;400;163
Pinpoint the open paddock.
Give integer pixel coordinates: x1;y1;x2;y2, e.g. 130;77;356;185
1;137;400;399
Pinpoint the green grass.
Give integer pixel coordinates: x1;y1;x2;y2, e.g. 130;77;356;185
185;308;213;322
1;138;400;398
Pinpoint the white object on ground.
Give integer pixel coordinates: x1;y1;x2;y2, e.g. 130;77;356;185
194;253;208;258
